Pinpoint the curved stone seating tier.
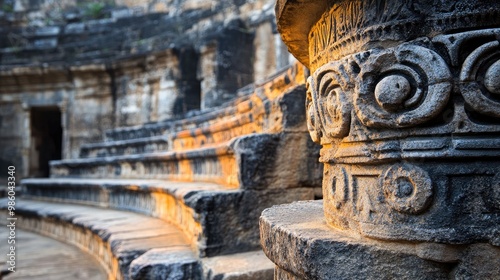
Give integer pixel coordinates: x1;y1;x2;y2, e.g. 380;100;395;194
3;49;331;280
22;178;313;257
80;84;306;159
17;61;322;278
1;199;190;280
260;0;500;278
51;133;320;190
104;65;305;142
80;135;170;158
0;228;107;279
0;199;274;280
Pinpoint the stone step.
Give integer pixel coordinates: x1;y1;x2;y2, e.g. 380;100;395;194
131;249;274;280
0;199;274;280
79;135;169;158
21;178;315;258
104;64;306;142
0;199;190;280
104;93;253;141
53;140;238;186
52;132;322;190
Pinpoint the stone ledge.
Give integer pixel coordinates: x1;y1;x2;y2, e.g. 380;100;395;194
104;64;306;142
0;199;274;279
201;250;274;280
22;178;315;257
51;132;322;191
0;227;107;279
0;199;191;280
80;135;169;158
259;201;500;280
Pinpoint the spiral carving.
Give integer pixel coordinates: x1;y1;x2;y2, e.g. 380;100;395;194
460;40;500;117
354;44;452;128
307;62;351;141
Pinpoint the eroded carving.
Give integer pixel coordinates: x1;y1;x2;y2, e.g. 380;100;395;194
354;44;452;128
307;62;352;142
306;77;321;143
460;40;500;118
380;163;433;214
324;167;349;209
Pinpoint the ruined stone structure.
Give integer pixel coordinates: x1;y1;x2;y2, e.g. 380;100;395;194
0;0;293;181
261;0;500;279
1;62;322;279
0;1;326;279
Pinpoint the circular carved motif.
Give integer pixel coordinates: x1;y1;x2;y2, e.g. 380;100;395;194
330;167;349;209
381;163;433;214
308;62;351;140
460;41;500;117
374;75;412;112
354;44;452;128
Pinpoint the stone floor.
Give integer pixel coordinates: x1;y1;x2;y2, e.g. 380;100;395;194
0;227;106;280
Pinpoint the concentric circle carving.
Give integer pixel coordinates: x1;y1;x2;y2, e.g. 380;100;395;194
460;41;500;117
354;44;452;128
308;62;351;141
381;163;433;214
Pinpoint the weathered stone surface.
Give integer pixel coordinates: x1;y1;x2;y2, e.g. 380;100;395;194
49;132;321;190
0;228;107;280
0;0;295;179
276;0;500;69
260;201;500;280
79;135;170;158
22;178;315;257
0;61;304;179
104;64;306;142
263;0;500;278
129;247;202;280
201;251;274;280
301;16;500;246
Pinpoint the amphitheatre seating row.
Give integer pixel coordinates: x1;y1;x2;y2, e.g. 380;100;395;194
1;64;320;279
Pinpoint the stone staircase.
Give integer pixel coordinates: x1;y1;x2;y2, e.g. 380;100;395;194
1;64;321;279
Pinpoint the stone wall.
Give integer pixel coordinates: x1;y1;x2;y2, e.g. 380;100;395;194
0;0;294;181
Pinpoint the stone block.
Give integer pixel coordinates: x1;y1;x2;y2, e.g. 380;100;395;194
260;201;500;279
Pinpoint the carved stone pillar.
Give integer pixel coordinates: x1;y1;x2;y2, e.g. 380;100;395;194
261;1;500;279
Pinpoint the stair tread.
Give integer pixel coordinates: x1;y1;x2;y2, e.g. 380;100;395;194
201;250;274;279
81;135;168;148
1;199;189;243
0;199;274;279
22;178;231;195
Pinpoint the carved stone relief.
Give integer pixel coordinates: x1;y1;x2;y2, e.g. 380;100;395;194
307;28;500;244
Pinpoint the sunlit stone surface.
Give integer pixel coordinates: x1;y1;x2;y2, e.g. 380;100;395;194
261;0;500;279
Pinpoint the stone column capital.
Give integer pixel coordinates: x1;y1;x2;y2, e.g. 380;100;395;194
263;1;500;278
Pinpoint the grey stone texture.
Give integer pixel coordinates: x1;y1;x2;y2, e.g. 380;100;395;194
262;0;500;279
0;227;107;279
260;201;500;280
2;59;320;278
0;0;292;181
